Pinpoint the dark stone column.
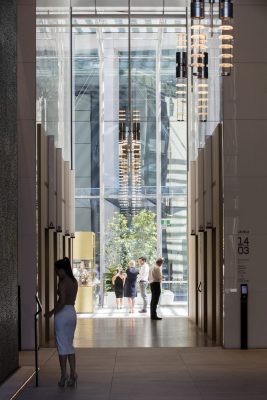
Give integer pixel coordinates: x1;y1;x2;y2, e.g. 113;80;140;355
17;0;36;350
0;0;18;384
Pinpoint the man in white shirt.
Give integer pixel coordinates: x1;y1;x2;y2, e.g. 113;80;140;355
137;257;149;313
149;257;163;320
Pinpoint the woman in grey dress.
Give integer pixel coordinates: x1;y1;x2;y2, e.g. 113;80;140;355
124;260;139;313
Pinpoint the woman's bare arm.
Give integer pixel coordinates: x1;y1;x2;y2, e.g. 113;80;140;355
112;274;118;285
44;281;67;318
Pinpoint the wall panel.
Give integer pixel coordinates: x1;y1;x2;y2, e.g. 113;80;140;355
204;135;213;229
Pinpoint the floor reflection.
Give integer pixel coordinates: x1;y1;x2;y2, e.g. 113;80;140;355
74;314;215;348
77;305;188;319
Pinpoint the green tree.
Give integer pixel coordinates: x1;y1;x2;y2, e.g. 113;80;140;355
129;210;157;265
105;212;131;270
104;210;157;291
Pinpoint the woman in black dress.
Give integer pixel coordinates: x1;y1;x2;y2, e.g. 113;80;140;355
112;269;126;309
124;260;139;313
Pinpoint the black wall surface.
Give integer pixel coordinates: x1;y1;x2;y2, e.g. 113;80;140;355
0;0;19;383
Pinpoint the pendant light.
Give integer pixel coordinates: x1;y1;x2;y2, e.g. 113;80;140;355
131;110;141;213
191;23;207;77
194;52;208;123
190;1;207;78
190;1;208;122
219;0;234;76
197;81;208;122
176;33;187;121
118;0;142;215
118;110;129;212
191;0;205;19
209;0;215;37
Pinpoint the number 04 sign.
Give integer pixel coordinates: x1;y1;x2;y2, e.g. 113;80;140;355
237;231;250;284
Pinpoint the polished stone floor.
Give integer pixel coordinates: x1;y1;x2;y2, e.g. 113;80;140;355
16;347;267;400
74;316;214;347
4;318;267;399
78;304;188;319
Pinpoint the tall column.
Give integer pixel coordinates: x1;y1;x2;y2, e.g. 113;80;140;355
99;29;105;305
17;0;37;349
0;0;18;383
156;30;163;257
223;0;267;348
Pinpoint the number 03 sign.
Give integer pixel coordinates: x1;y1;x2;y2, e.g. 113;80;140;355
237;231;250;284
237;236;250;256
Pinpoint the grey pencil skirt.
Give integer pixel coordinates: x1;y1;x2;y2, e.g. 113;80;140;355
54;305;77;355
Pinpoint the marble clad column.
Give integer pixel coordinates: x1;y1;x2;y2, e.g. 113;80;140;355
0;0;18;383
223;0;267;348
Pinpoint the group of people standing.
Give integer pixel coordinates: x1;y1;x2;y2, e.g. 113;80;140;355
112;256;164;320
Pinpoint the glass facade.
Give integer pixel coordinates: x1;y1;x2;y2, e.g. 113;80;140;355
36;6;71;162
72;10;188;304
37;5;188;306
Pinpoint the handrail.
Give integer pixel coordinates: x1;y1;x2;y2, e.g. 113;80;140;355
34;294;43;387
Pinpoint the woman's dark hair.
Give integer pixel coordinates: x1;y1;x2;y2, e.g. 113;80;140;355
55;257;76;282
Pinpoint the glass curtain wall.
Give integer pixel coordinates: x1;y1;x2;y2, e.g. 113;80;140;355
160;29;187;302
72;7;188;306
36;4;71;162
73;26;100;275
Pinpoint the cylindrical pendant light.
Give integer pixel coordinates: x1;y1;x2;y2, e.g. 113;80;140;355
219;0;234;76
191;12;207;78
191;32;207;75
197;49;208;124
131;110;141;213
132;110;140;141
119;109;128;211
219;0;233;19
176;33;187;121
176;50;187;80
197;81;208;122
190;0;208;122
209;0;215;37
191;0;205;19
190;0;206;74
176;81;187;122
119;110;126;140
198;51;208;80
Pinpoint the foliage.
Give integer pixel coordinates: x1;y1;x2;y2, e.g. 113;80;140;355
105;213;131;271
105;210;157;291
104;264;121;293
129;210;157;265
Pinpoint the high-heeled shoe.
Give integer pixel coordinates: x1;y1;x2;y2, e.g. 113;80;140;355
58;375;68;387
67;373;78;388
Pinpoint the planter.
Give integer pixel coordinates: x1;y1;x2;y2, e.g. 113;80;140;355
105;290;174;307
159;290;175;305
